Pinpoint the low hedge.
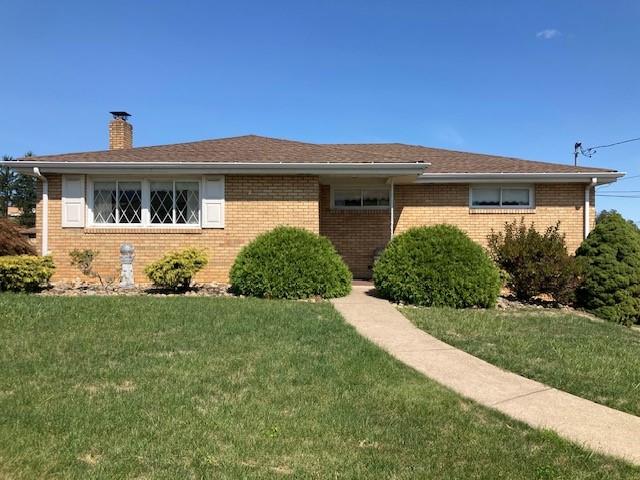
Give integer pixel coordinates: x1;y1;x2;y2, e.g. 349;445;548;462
373;225;501;308
144;248;208;290
230;226;352;299
0;255;55;292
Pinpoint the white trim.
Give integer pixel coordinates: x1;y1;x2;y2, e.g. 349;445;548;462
330;185;391;210
469;184;535;209
87;176;204;229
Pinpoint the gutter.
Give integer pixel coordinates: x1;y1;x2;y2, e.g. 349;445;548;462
0;161;429;177
31;167;48;255
416;172;623;185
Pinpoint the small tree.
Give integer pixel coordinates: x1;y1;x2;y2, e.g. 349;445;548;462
0;218;35;256
69;249;114;289
576;211;640;325
487;219;579;304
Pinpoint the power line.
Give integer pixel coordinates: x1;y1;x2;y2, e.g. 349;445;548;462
596;194;640;198
574;135;640;165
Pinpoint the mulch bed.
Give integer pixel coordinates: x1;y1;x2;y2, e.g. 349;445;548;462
37;282;233;297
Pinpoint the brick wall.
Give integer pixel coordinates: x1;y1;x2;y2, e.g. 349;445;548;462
38;175;319;283
320;183;595;279
319;185;390;279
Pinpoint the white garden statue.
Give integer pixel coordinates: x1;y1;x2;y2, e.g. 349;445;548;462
120;243;135;288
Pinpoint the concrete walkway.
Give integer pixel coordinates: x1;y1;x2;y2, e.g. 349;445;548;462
331;286;640;465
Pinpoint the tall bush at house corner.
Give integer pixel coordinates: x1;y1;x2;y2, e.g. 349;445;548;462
229;226;352;299
0;255;55;292
144;248;208;290
487;219;580;304
576;211;640;325
373;225;501;308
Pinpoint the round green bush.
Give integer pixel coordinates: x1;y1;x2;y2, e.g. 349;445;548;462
576;211;640;325
373;225;501;308
230;226;352;299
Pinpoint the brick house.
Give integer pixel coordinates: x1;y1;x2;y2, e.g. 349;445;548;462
4;113;622;283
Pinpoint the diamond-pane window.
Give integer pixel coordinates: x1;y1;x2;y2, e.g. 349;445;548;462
176;182;200;224
92;178;202;226
94;182;116;223
150;182;174;224
118;182;142;223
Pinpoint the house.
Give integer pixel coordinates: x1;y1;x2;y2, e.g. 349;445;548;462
3;112;623;283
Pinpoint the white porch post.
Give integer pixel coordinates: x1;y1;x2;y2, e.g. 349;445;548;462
33;168;48;255
584;177;597;240
390;179;395;239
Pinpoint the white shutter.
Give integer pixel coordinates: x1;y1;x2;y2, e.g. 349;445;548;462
61;175;85;227
201;176;225;228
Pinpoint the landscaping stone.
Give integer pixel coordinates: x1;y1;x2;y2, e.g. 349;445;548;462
37;281;232;297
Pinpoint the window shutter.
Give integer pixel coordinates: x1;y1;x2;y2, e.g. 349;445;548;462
61;175;86;227
201;176;225;228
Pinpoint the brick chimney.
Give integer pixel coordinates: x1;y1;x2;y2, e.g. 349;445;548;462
108;111;133;149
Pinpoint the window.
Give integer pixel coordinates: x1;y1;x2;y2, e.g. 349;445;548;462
332;187;390;209
93;181;142;224
470;185;533;208
90;178;202;227
150;181;200;225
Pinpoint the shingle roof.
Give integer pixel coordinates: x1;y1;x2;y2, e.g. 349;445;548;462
327;143;614;174
17;134;615;174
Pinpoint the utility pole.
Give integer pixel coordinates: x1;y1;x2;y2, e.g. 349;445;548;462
574;142;581;166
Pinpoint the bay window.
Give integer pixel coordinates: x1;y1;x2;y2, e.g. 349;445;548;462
470;185;534;208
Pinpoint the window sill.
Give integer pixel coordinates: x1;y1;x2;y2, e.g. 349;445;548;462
84;227;203;234
329;208;390;214
469;208;536;214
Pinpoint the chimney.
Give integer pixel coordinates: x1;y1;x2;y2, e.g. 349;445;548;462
109;111;133;149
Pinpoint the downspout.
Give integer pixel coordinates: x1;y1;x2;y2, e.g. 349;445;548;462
584;177;597;240
390;179;395;239
32;168;48;255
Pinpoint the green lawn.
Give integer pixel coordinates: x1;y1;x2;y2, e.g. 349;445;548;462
1;296;638;479
400;307;640;417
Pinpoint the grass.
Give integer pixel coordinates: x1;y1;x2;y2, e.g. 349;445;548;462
0;295;638;479
400;306;640;417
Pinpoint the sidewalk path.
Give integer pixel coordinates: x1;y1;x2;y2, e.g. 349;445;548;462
331;285;640;465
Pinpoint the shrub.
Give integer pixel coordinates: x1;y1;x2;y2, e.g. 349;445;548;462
487;220;580;304
0;218;35;256
576;211;640;325
373;225;501;308
69;249;114;289
0;255;55;292
230;226;352;299
144;248;208;290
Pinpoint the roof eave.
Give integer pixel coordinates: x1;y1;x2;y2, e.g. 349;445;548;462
0;161;428;177
416;172;624;185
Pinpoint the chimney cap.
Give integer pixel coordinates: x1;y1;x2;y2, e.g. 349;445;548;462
110;111;131;120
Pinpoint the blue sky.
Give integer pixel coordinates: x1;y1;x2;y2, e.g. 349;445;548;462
2;1;639;220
